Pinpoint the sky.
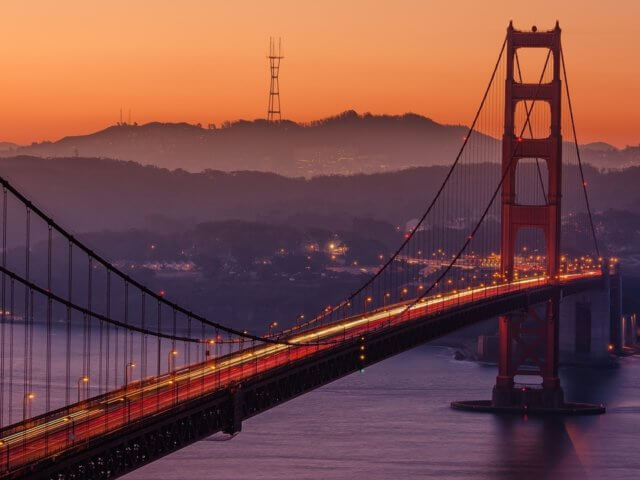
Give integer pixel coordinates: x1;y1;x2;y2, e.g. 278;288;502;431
0;0;638;147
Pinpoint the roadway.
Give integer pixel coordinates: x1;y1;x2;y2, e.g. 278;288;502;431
0;270;601;474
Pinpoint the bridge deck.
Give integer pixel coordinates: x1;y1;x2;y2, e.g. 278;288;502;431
0;271;603;479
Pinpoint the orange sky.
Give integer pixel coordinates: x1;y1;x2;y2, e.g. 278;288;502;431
0;1;638;147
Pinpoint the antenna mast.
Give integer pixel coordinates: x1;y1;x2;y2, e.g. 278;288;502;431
267;37;284;122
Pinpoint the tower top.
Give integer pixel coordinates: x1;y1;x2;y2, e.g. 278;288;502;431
268;36;284;59
507;21;561;34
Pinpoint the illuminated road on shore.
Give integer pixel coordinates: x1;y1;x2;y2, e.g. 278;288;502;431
0;270;601;473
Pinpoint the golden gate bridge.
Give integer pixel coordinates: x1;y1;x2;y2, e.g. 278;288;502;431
0;22;621;479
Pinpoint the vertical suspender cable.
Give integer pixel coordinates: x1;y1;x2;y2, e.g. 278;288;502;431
87;257;93;394
0;188;5;429
106;271;111;391
46;225;52;435
124;281;129;386
23;208;30;420
560;47;600;258
8;279;14;424
156;300;161;413
113;275;119;390
66;241;72;406
140;292;145;415
140;292;144;378
98;269;104;395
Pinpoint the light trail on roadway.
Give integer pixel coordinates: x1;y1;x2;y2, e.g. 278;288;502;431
0;270;601;472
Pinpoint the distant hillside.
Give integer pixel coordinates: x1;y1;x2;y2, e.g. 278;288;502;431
0;142;19;152
581;143;640;169
583;141;617;152
0;112;481;176
1;156;639;239
3;111;634;175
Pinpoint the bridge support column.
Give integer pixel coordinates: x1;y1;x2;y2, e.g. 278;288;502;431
573;299;592;355
623;314;638;349
490;296;565;410
492;314;514;406
222;386;243;435
559;273;618;365
541;295;564;408
621;314;637;350
454;292;602;414
610;273;622;353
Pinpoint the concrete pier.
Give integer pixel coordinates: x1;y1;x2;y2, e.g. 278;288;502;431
558;273;618;366
621;314;639;351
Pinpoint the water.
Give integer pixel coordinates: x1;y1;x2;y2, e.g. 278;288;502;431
123;345;640;480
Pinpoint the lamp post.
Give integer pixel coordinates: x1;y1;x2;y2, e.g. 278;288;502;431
205;339;216;361
364;296;373;332
364;296;373;313
124;362;136;386
77;376;89;402
267;321;278;337
23;392;35;420
384;292;392;327
168;349;178;372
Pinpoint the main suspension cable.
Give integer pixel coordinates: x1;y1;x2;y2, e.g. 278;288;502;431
286;34;509;333
399;48;553;316
0;174;317;347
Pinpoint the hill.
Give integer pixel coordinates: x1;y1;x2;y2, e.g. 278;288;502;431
0;112;480;176
4;111;635;175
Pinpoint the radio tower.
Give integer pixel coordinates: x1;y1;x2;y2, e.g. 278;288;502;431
267;37;283;122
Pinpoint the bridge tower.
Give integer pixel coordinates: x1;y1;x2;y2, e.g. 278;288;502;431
451;22;605;415
493;22;565;408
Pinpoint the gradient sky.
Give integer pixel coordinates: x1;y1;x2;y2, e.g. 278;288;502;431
0;1;638;146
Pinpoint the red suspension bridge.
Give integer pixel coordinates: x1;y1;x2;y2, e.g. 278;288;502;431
0;22;621;479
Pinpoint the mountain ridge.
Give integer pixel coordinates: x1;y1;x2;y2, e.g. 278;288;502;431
1;111;636;175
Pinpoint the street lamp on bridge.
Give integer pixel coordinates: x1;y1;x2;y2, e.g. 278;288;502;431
124;362;136;386
363;296;373;313
383;292;391;308
23;392;35;420
267;321;278;337
168;349;178;372
77;376;89;402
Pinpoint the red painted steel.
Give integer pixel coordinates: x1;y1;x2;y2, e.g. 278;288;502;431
495;22;564;405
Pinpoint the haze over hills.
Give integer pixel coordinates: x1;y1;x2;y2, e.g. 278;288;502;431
2;111;636;176
2;154;640;323
1;155;639;237
0;142;18;152
1;112;466;176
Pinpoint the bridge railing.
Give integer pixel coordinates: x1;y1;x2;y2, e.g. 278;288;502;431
0;265;607;474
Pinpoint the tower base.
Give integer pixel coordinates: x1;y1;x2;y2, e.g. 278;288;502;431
451;385;604;415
